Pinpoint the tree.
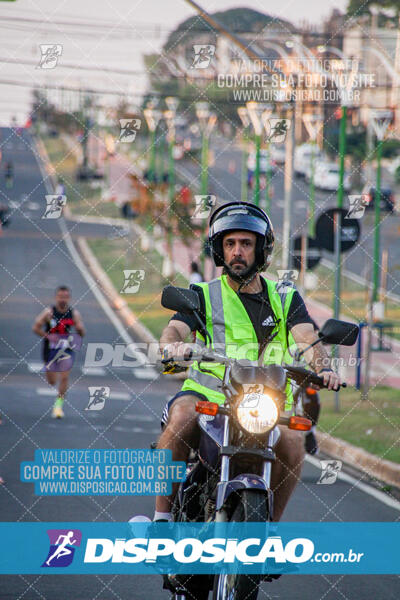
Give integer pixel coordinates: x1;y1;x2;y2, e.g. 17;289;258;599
347;0;400;17
163;8;294;51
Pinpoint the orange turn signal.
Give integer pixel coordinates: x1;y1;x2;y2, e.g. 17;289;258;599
305;387;317;395
195;401;219;416
288;416;312;431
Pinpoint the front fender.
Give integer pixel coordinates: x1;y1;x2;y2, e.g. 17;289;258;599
216;474;273;512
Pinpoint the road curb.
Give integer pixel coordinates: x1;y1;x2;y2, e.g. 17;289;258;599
316;431;400;488
76;236;157;345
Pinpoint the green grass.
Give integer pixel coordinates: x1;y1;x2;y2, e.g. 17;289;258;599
307;262;400;339
41;135;120;219
319;386;400;463
87;236;188;339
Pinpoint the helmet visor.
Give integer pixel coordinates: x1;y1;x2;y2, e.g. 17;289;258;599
210;212;268;238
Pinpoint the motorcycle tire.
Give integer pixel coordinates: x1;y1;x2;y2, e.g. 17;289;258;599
169;574;212;600
212;489;269;600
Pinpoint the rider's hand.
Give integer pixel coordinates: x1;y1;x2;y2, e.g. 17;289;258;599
163;342;195;365
317;369;341;391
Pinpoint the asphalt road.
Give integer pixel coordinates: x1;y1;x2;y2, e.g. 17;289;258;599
178;135;400;297
0;127;399;599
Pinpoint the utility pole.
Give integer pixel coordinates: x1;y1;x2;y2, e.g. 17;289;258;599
282;99;296;270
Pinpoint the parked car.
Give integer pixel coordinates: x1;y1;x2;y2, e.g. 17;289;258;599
313;162;351;192
174;119;201;158
247;149;276;173
294;143;324;177
304;158;326;183
362;186;395;213
270;143;286;164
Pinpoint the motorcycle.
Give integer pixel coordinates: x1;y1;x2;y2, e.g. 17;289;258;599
160;285;359;600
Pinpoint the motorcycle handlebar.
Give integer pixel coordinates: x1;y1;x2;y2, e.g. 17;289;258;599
161;352;346;389
284;364;346;389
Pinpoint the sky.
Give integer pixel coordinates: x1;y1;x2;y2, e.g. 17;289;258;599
0;0;349;124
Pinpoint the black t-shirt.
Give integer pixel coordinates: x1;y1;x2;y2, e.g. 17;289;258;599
170;279;313;353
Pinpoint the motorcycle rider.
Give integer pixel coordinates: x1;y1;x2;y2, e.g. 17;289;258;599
155;201;340;522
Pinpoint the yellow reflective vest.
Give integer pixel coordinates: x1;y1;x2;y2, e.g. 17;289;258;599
181;274;297;410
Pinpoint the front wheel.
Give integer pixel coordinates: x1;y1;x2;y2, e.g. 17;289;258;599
212;490;269;600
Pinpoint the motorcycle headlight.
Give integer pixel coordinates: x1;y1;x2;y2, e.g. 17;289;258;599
236;392;279;434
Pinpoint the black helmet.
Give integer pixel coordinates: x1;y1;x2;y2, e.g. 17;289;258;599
208;201;274;270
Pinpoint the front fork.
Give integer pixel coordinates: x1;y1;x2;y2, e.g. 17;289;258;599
215;416;280;522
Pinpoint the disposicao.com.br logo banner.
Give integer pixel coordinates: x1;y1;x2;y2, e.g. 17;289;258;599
0;522;399;575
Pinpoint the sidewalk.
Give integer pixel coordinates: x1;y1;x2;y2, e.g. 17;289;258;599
92;134;400;389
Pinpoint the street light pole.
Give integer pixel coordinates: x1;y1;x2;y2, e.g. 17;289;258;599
237;107;250;203
265;141;271;213
302;113;323;237
282;100;296;270
247;103;274;209
246;101;265;208
309;142;316;236
333;105;347;317
144;102;162;184
143;104;162;236
254;133;261;206
196;102;217;270
164;97;179;277
373;138;383;303
200;131;209;195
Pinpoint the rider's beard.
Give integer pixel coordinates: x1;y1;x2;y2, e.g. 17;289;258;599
224;257;257;284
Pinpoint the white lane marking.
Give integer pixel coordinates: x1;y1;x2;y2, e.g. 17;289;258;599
28;361;43;373
305;455;400;512
109;391;131;401
33;138;157;378
36;387;56;396
123;414;155;422
36;386;130;401
27;202;40;210
114;426;159;434
295;201;307;210
134;367;158;380
81;367;106;376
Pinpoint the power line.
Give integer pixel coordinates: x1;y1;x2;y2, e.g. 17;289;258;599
0;56;145;76
0;14;172;34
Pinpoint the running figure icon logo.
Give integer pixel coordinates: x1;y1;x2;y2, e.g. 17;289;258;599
346;195;369;220
118;119;141;143
265;118;291;143
42;529;82;567
86;386;110;410
42;195;67;219
37;44;63;69
317;460;342;485
277;269;299;285
43;333;82;373
120;270;145;294
192;195;216;219
190;45;215;69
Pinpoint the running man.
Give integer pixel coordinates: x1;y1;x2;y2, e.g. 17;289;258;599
33;286;85;418
87;387;107;410
46;531;77;566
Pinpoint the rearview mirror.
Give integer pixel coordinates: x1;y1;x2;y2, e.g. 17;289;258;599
161;286;200;314
319;319;359;346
